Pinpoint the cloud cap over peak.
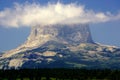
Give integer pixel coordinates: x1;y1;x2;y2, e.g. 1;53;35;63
0;2;120;28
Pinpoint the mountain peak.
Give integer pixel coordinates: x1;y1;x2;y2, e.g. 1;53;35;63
25;24;93;48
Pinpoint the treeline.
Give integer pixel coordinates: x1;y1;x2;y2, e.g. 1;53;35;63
0;68;120;80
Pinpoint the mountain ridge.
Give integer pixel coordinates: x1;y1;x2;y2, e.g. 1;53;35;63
0;24;120;69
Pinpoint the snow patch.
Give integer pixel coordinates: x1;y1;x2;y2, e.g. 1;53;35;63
46;58;54;62
59;54;63;58
43;51;56;57
96;42;118;48
9;59;24;69
96;47;103;52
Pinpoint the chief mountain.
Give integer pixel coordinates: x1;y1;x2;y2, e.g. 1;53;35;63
0;24;120;69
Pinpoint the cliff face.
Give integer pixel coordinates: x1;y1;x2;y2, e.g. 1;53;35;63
24;24;93;48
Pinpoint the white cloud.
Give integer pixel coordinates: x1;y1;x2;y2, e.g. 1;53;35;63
0;2;120;28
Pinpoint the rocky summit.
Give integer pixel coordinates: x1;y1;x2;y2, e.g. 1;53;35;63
0;24;120;69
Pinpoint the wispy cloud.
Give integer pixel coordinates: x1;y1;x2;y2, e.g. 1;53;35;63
0;2;120;28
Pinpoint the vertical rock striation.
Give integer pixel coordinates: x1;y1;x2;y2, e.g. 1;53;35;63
25;24;93;47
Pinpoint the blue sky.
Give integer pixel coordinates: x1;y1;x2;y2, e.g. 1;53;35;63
0;0;120;52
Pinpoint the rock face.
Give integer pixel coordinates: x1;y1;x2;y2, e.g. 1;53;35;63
1;24;120;69
24;24;93;48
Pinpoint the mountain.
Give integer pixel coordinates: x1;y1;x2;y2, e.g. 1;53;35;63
0;24;120;69
1;24;93;58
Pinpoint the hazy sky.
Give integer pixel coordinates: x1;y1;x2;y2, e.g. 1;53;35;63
0;0;120;52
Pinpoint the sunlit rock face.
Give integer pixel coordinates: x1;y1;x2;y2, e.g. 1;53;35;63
25;24;93;48
1;24;120;69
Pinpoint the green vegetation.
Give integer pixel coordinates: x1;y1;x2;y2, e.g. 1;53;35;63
0;68;120;80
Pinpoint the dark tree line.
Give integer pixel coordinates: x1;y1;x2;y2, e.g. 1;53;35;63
0;68;120;80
